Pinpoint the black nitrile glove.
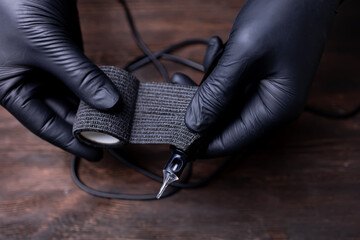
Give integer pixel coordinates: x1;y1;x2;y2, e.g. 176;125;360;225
183;0;341;157
0;0;120;161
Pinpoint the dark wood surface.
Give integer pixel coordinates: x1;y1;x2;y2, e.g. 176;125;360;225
1;0;359;239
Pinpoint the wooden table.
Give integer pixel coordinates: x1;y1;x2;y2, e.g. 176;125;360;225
0;0;359;239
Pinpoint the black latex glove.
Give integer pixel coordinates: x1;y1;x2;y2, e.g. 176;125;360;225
183;0;341;157
0;0;120;161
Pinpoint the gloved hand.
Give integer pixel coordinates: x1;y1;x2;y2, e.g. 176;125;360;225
182;0;341;157
0;0;120;161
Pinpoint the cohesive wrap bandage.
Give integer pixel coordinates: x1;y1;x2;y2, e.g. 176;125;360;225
73;66;200;152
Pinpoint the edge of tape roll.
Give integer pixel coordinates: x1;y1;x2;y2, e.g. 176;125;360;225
79;131;121;145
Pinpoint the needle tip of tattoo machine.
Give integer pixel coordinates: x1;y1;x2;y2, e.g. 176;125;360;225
157;170;179;199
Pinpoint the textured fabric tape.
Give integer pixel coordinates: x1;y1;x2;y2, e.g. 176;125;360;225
73;66;200;151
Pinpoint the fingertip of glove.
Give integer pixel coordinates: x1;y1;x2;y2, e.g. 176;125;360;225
90;81;121;111
81;148;103;162
185;100;207;133
69;137;103;162
171;72;198;86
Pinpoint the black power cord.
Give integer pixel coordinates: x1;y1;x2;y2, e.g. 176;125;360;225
124;39;209;72
71;154;193;200
108;149;236;189
305;104;360;119
118;0;170;82
70;0;360;200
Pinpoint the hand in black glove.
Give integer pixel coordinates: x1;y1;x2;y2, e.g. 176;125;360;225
182;0;341;157
0;0;120;161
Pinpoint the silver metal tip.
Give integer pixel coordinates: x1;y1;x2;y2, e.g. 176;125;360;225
156;170;179;199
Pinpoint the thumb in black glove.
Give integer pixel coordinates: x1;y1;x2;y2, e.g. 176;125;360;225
0;0;120;161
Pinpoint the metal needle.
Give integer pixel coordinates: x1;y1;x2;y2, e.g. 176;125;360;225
156;170;179;199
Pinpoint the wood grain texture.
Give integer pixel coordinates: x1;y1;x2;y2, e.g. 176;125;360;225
0;0;359;239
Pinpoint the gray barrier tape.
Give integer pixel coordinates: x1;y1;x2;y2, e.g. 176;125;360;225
73;66;200;151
